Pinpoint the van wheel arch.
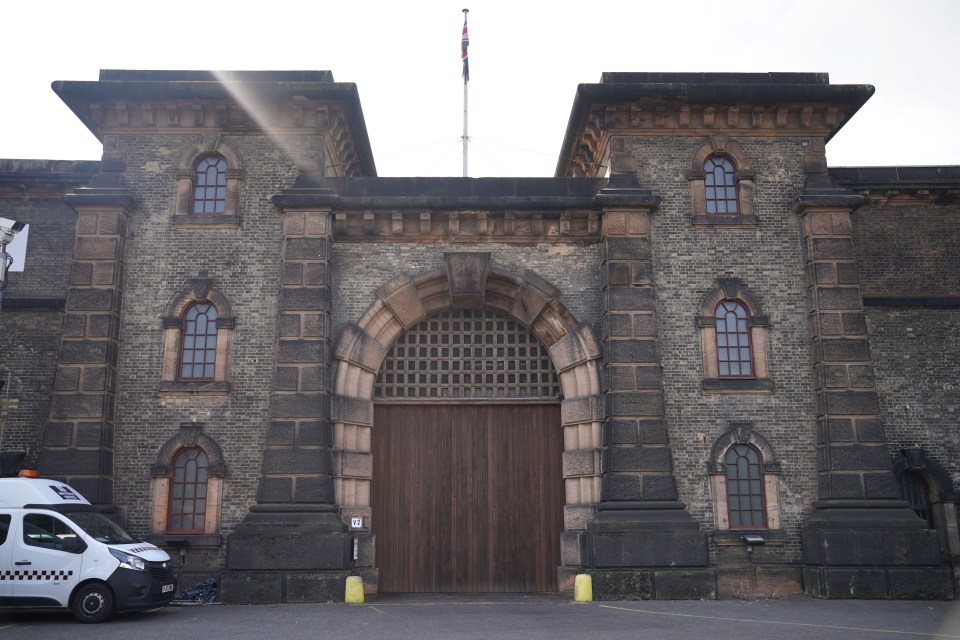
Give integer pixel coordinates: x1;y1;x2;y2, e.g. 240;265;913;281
71;580;115;623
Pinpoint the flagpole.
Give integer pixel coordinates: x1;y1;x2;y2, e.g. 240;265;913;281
461;8;469;178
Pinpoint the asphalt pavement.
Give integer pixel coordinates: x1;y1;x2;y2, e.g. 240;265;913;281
2;594;960;640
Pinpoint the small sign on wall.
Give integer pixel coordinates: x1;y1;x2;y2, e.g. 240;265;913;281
350;516;363;529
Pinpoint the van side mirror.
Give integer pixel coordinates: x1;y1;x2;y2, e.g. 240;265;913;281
60;536;86;554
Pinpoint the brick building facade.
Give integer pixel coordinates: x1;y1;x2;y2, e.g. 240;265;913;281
0;70;957;601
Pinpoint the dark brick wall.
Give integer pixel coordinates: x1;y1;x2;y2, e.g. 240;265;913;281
0;312;62;463
853;198;960;489
867;309;960;483
1;165;92;464
633;135;818;562
852;203;960;298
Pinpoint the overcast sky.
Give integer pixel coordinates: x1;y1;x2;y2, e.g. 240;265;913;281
2;0;957;178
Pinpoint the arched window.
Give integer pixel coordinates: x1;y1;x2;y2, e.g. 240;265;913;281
898;469;933;528
704;155;738;214
725;444;766;529
149;423;226;547
715;300;753;378
192;155;228;214
168;447;209;534
175;139;242;224
160;279;235;394
179;302;219;381
697;279;772;393
688;138;756;225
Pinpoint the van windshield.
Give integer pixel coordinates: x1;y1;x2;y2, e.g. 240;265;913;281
63;510;137;544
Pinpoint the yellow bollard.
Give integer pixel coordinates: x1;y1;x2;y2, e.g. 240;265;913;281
345;575;364;603
574;573;593;602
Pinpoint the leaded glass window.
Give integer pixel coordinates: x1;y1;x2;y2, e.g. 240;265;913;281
716;300;753;377
725;444;765;529
179;303;218;380
192;155;228;214
704;155;738;214
167;447;208;533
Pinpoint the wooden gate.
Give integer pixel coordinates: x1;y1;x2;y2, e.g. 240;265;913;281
372;404;563;593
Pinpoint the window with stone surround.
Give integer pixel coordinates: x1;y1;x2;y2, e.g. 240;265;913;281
174;138;242;226
697;278;773;393
160;279;234;395
709;422;782;537
150;423;224;547
688;137;756;226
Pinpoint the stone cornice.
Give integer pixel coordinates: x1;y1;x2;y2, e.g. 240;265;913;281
271;176;654;242
830;166;960;206
331;209;602;242
0;161;100;198
556;76;874;178
52;75;376;177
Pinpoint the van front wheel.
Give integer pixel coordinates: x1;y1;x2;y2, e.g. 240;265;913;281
72;582;114;623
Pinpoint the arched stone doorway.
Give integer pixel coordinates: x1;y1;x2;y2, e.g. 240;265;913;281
331;253;603;592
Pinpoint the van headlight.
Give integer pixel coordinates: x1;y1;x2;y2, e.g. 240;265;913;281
109;548;147;570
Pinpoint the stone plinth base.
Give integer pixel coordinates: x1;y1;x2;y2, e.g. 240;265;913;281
220;570;349;604
716;566;803;599
586;568;717;600
585;502;709;567
802;500;954;599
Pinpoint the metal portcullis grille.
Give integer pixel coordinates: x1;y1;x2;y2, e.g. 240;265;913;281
375;309;561;401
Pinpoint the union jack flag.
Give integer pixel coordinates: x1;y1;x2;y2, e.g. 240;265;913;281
461;15;469;83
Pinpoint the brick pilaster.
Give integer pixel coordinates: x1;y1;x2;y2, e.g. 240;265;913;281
39;161;135;504
227;203;349;576
583;145;709;589
794;163;949;598
799;205;899;502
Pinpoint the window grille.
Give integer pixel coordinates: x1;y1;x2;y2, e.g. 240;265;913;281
375;309;560;400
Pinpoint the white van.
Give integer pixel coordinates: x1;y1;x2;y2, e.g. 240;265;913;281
0;474;176;622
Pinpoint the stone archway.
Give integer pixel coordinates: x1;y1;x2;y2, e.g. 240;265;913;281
330;253;604;587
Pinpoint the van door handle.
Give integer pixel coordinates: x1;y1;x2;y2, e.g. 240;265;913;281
15;561;31;566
